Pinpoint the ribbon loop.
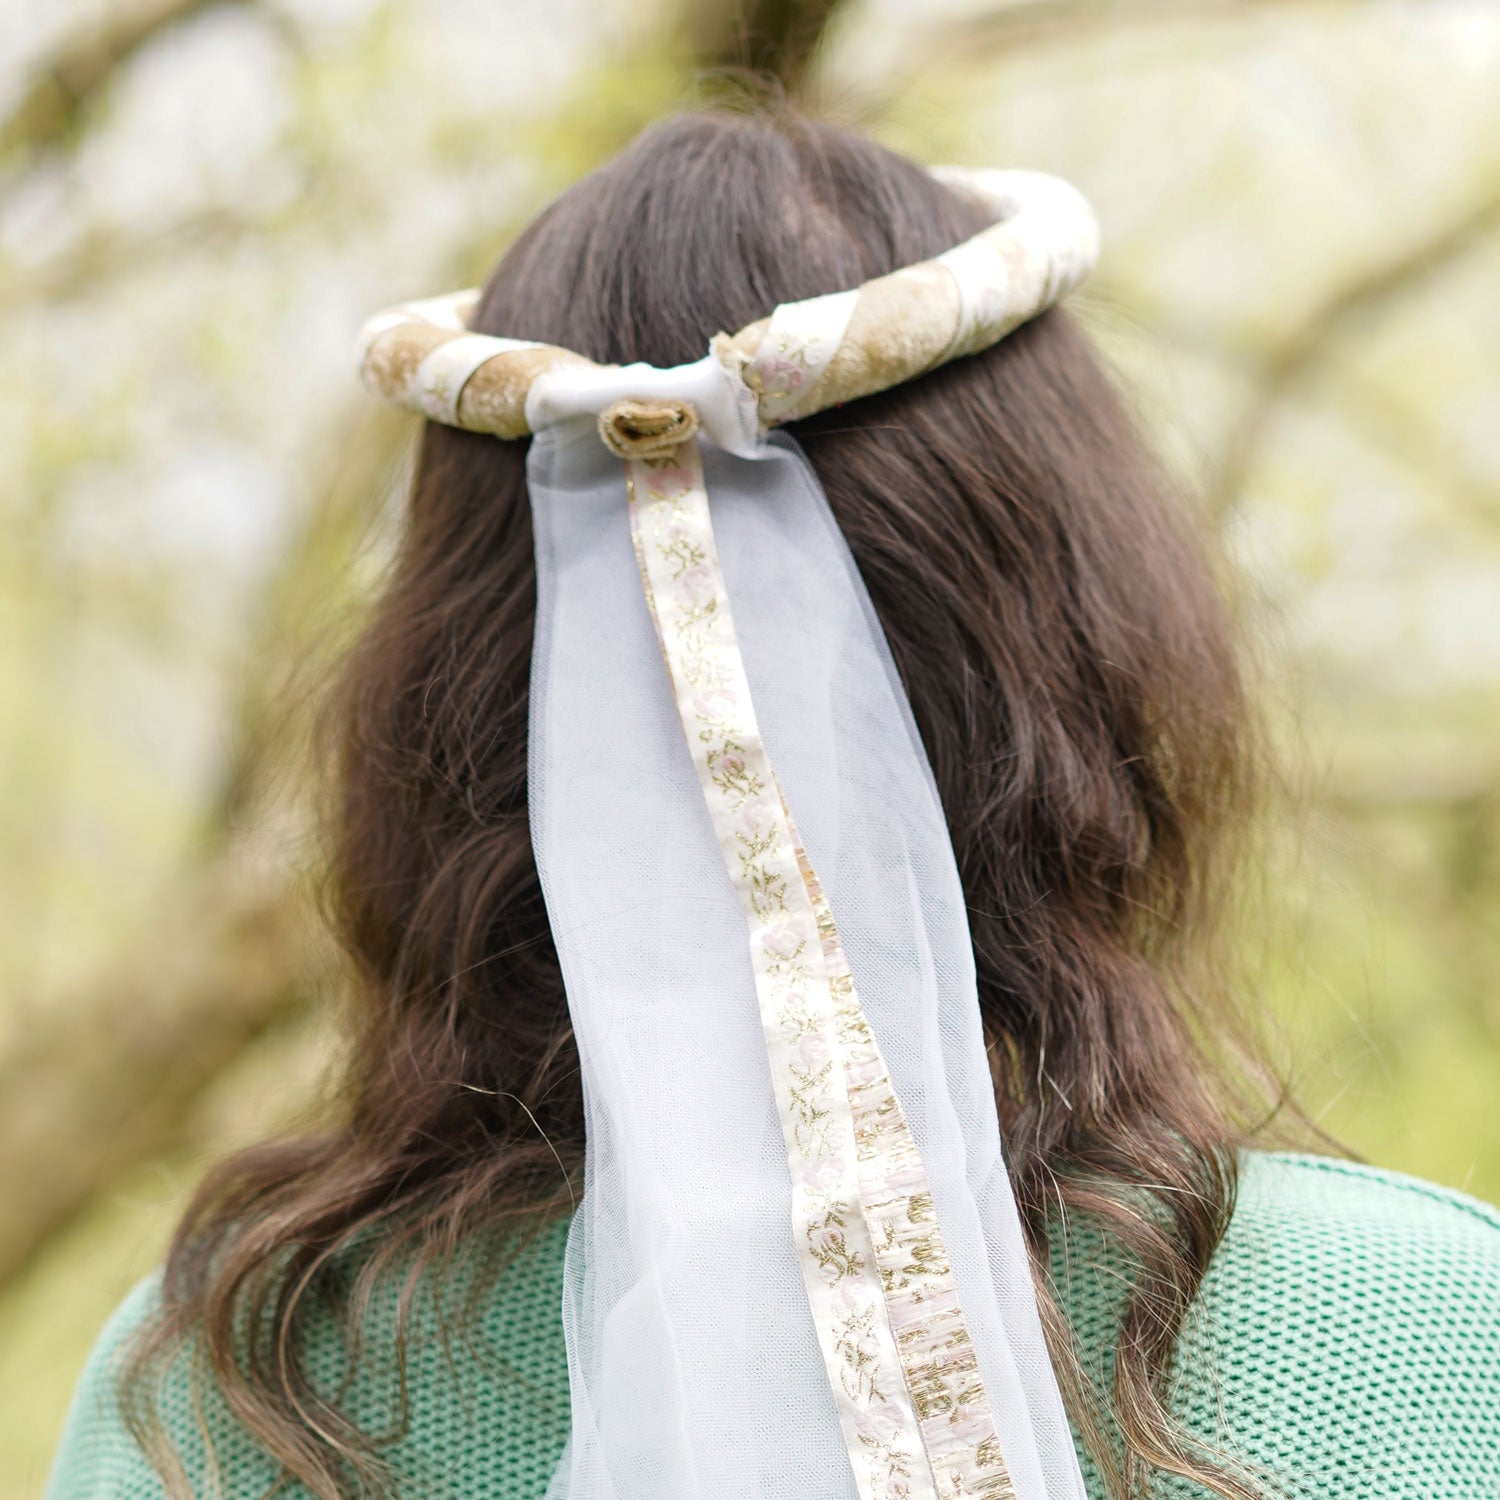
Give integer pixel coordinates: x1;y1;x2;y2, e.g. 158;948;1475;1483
598;398;700;461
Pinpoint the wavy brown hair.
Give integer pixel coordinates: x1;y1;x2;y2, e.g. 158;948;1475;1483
127;106;1288;1500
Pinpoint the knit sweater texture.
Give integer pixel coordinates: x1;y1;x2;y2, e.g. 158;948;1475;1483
47;1152;1500;1499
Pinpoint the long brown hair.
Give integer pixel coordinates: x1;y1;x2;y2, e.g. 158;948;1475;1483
129;105;1285;1500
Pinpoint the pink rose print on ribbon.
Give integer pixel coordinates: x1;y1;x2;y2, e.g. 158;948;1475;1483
804;1157;844;1194
811;1224;865;1286
692;684;737;723
714;747;762;808
865;1399;912;1446
734;789;775;834
797;1030;832;1071
751;354;807;399
645;462;694;498
814;1225;846;1256
762;915;807;961
826;1272;866;1318
679;563;716;609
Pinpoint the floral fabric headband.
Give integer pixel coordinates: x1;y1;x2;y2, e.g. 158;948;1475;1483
357;167;1098;456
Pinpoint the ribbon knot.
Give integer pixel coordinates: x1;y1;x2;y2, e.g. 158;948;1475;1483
597;397;699;461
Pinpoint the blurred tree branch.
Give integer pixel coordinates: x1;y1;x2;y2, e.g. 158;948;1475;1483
1210;186;1500;517
2;205;265;312
1142;317;1500;531
935;0;1366;60
1328;376;1500;532
0;412;387;1281
0;0;231;159
0;869;314;1285
685;0;847;94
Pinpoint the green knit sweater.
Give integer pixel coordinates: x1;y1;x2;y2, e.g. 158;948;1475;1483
47;1153;1500;1499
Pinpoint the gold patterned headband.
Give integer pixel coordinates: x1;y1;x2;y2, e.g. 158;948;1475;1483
357;167;1098;458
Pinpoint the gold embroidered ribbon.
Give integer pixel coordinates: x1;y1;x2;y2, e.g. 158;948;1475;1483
624;438;1016;1500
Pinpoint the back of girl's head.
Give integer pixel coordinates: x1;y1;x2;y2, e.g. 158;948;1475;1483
344;104;1257;1156
143;105;1278;1500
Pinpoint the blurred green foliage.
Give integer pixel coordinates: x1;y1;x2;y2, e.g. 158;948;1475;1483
2;2;1498;1496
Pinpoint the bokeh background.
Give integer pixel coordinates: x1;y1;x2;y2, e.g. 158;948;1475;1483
3;0;1498;1493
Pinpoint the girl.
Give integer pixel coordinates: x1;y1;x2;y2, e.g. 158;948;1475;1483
51;106;1500;1500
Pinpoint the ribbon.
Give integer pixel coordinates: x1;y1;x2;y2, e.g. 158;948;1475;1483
624;437;1016;1500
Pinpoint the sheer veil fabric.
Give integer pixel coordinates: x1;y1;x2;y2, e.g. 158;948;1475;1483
527;418;1088;1500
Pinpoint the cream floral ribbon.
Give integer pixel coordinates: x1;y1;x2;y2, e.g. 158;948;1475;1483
624;439;1016;1500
